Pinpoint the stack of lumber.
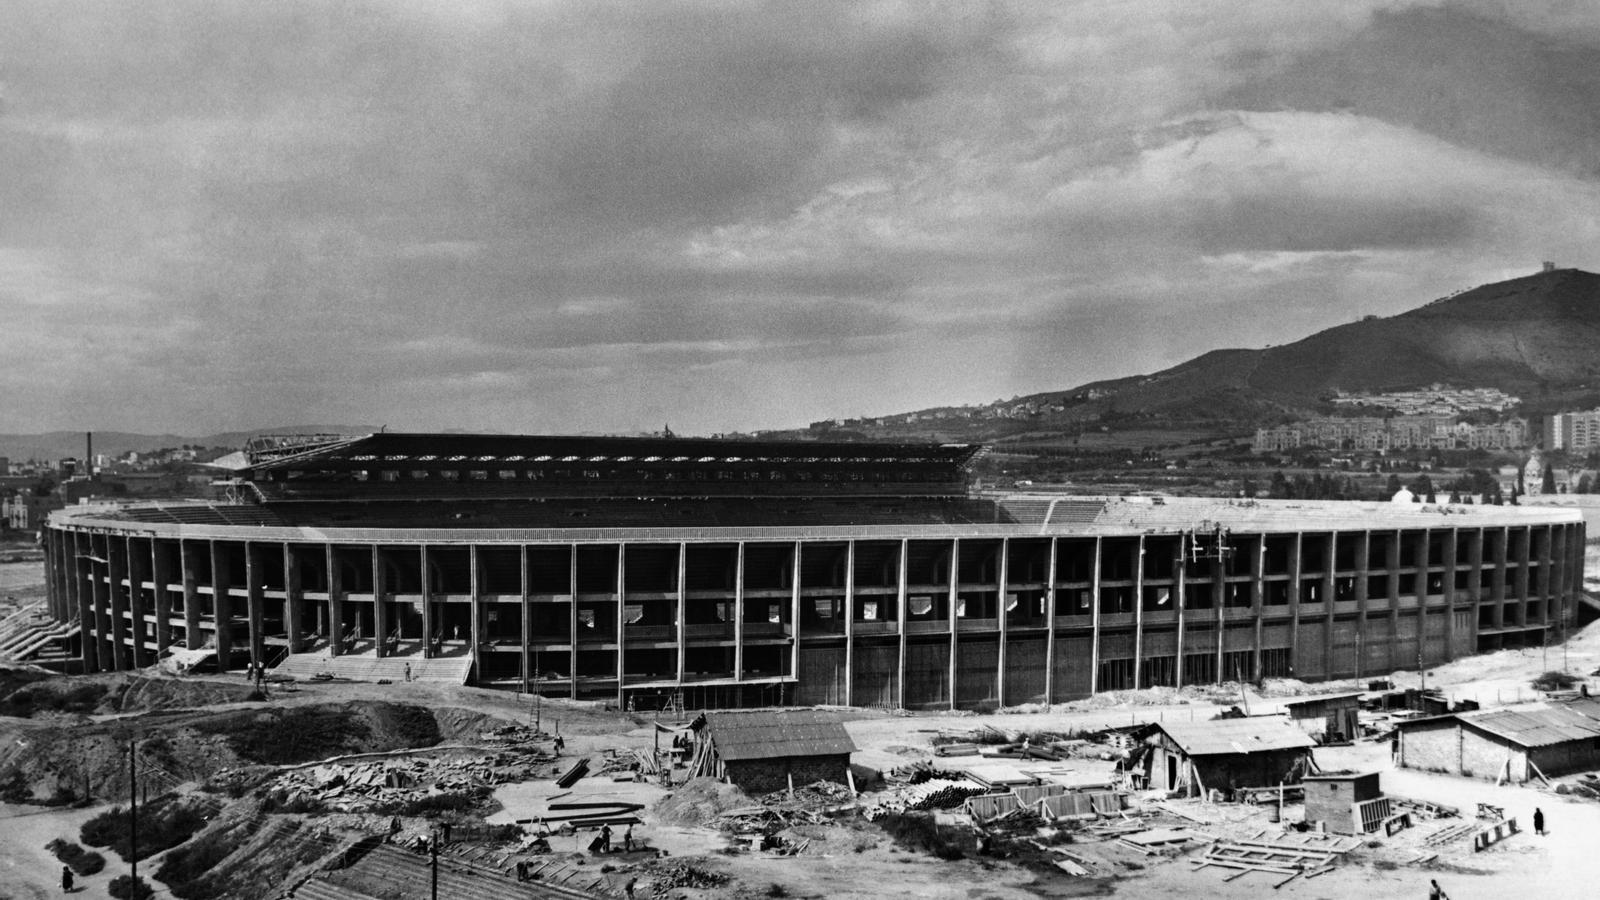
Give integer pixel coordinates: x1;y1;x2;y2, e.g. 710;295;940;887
555;758;590;789
1423;821;1480;847
1192;834;1360;888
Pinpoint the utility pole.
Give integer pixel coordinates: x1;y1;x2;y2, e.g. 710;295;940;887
430;828;439;900
129;739;138;893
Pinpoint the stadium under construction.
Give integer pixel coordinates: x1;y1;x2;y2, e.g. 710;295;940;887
38;433;1588;709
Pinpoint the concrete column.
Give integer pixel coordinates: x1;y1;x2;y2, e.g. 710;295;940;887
791;541;803;699
1443;529;1459;662
1538;525;1554;622
1288;532;1303;678
469;544;482;684
1043;537;1058;703
1132;535;1145;690
1492;527;1508;631
106;535;129;670
1514;527;1531;628
522;544;533;696
676;542;688;689
326;544;342;658
1174;534;1187;690
569;544;579;699
614;543;626;705
124;536;149;668
1322;532;1336;679
996;538;1010;706
1386;530;1401;672
1211;550;1224;685
843;541;855;706
420;545;433;659
1250;535;1264;683
210;541;232;672
180;541;201;651
245;543;265;667
370;545;387;659
947;538;959;710
1351;531;1370;682
73;532;97;672
732;543;744;685
283;544;302;653
896;539;908;710
1415;531;1431;669
1089;536;1102;694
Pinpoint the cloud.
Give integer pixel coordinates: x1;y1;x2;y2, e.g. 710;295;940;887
2;1;1600;435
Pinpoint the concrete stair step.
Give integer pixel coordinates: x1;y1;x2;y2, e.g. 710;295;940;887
272;651;473;685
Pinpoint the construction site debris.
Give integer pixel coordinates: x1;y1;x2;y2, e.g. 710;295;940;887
554;758;590;789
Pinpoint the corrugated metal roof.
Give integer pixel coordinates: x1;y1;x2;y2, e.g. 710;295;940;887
1282;692;1364;710
1152;717;1316;756
1459;706;1600;749
703;709;857;762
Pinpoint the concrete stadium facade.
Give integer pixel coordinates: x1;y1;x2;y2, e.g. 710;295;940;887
37;435;1588;710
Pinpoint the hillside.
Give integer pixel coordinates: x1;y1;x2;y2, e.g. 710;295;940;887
852;267;1600;442
0;426;376;464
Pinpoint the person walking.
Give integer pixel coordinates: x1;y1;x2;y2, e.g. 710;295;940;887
1429;878;1450;900
403;662;412;683
624;876;637;899
600;824;613;853
623;824;634;852
1534;807;1545;835
61;865;74;893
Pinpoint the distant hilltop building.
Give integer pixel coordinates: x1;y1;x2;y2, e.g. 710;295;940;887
1255;415;1527;453
1328;386;1519;416
1546;408;1600;453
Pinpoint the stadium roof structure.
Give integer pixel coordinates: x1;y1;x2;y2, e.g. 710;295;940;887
238;432;983;473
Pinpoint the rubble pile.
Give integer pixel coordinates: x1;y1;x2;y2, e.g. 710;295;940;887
263;748;552;813
653;777;754;827
644;860;728;896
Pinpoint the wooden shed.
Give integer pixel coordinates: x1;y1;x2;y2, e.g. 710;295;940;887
1396;705;1600;783
1302;771;1384;834
1283;692;1363;744
690;709;857;794
1135;718;1315;797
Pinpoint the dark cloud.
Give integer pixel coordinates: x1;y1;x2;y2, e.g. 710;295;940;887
3;2;1600;435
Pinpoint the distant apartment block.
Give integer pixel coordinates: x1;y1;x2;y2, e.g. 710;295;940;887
1329;385;1519;416
1254;416;1528;453
1546;408;1600;453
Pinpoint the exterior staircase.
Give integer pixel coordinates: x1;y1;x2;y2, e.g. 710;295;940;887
272;650;473;685
0;602;77;665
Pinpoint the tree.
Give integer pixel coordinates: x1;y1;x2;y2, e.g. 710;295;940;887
1542;464;1557;494
1578;473;1593;495
1269;470;1290;499
1385;473;1403;498
1241;477;1258;499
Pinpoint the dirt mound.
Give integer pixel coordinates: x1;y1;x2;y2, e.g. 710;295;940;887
653;777;753;827
429;706;515;740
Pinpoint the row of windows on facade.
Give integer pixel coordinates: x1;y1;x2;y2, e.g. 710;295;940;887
271;468;952;484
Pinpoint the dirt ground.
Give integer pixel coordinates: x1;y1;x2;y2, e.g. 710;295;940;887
3;550;1600;900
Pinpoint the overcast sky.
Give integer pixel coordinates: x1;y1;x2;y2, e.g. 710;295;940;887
5;1;1600;436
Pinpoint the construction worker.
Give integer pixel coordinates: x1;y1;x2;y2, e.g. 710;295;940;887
623;824;634;852
61;865;74;893
1534;807;1545;836
600;824;613;853
553;735;565;756
624;876;637;899
1428;878;1450;900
